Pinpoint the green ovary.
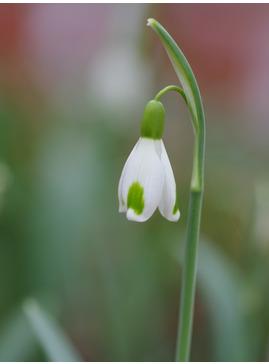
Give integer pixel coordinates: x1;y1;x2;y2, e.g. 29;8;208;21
127;182;144;215
140;100;165;140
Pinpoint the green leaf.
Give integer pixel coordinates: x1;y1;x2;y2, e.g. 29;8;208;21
0;307;37;361
197;239;261;361
23;299;81;362
147;18;204;134
147;18;205;191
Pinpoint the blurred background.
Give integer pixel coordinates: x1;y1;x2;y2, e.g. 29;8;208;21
0;3;269;361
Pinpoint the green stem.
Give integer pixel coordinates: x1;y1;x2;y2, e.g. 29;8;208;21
175;105;205;362
175;114;204;362
147;18;205;362
175;189;203;361
154;85;187;104
156;88;204;361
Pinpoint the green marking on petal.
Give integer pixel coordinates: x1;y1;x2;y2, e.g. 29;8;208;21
127;182;144;215
173;190;179;215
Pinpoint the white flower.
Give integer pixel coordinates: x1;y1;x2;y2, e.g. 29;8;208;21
118;137;180;222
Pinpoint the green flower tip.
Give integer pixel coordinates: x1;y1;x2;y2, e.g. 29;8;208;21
173;191;179;215
127;182;144;215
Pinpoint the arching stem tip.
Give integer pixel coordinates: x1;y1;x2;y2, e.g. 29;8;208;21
147;18;155;27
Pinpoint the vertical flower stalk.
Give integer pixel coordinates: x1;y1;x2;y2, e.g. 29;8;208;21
147;19;205;362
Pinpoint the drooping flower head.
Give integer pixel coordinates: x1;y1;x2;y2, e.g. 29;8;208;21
118;100;180;222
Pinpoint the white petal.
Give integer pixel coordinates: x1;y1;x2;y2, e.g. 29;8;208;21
158;140;180;221
118;139;139;213
120;137;164;222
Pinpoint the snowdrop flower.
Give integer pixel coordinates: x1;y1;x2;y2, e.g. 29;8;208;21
118;100;180;222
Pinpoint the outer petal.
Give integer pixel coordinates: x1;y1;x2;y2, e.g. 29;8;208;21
120;137;164;222
118;140;139;212
158;140;180;221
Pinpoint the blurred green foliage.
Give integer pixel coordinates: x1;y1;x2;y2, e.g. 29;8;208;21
0;3;269;361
